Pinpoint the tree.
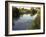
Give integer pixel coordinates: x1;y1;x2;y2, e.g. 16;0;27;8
12;7;20;18
31;8;37;16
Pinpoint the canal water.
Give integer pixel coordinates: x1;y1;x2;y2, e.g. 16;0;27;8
13;14;33;30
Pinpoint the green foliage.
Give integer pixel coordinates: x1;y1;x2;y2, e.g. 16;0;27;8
31;8;41;29
31;8;37;16
27;7;41;29
18;8;31;13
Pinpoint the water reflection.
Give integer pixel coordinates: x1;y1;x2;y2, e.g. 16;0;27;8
13;14;33;30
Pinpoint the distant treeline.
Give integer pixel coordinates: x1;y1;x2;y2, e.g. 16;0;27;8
12;7;40;17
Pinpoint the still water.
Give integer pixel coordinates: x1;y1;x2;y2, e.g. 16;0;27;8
13;14;33;30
